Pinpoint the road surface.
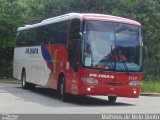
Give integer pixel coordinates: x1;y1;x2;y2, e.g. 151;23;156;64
0;83;160;114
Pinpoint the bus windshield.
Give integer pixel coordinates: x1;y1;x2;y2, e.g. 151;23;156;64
82;20;142;72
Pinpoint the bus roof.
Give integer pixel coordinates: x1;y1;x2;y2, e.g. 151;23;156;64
18;13;141;31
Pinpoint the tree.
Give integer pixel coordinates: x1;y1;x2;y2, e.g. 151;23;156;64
1;0;160;78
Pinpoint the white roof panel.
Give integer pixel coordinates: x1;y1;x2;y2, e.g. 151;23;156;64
18;13;141;31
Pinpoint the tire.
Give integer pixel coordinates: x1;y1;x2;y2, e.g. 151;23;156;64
21;70;28;89
21;70;35;89
108;96;117;103
60;76;68;102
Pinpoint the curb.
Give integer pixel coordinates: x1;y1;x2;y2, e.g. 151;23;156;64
141;93;160;97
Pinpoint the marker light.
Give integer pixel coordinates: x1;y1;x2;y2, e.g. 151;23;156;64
81;78;99;84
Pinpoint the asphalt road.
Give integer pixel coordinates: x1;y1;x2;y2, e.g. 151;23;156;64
0;83;160;114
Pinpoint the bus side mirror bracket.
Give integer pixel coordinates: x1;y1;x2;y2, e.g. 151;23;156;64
79;32;82;36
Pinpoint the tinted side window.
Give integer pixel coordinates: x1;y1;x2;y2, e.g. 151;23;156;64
45;24;56;44
16;21;69;47
35;26;46;45
27;28;36;46
45;21;69;45
16;28;36;47
16;31;25;47
57;21;69;44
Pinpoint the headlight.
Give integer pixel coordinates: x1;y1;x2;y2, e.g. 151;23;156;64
129;80;141;86
81;78;99;84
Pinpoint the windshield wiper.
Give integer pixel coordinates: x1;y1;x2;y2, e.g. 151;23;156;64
122;61;129;73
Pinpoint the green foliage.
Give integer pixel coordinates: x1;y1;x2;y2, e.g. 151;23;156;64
0;0;26;47
0;0;160;79
142;80;160;93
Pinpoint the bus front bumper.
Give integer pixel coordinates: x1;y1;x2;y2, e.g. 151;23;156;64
79;83;141;98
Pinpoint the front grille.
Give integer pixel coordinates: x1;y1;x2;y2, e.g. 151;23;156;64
105;82;127;86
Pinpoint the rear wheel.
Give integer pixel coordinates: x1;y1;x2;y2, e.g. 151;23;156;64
21;70;28;89
108;96;117;103
21;70;35;89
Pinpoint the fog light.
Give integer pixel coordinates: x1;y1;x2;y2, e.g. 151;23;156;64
87;87;91;91
133;90;137;94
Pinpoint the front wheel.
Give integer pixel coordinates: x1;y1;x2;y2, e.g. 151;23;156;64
60;76;68;102
108;96;117;103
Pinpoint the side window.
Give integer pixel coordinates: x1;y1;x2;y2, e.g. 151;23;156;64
16;31;24;47
56;21;69;44
45;24;56;44
16;30;29;47
35;26;46;45
16;29;36;47
45;21;69;45
27;28;36;46
68;18;81;72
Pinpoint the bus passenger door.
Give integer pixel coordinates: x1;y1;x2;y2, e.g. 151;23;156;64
68;18;81;94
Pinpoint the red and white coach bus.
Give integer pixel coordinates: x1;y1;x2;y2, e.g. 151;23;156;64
13;13;145;102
